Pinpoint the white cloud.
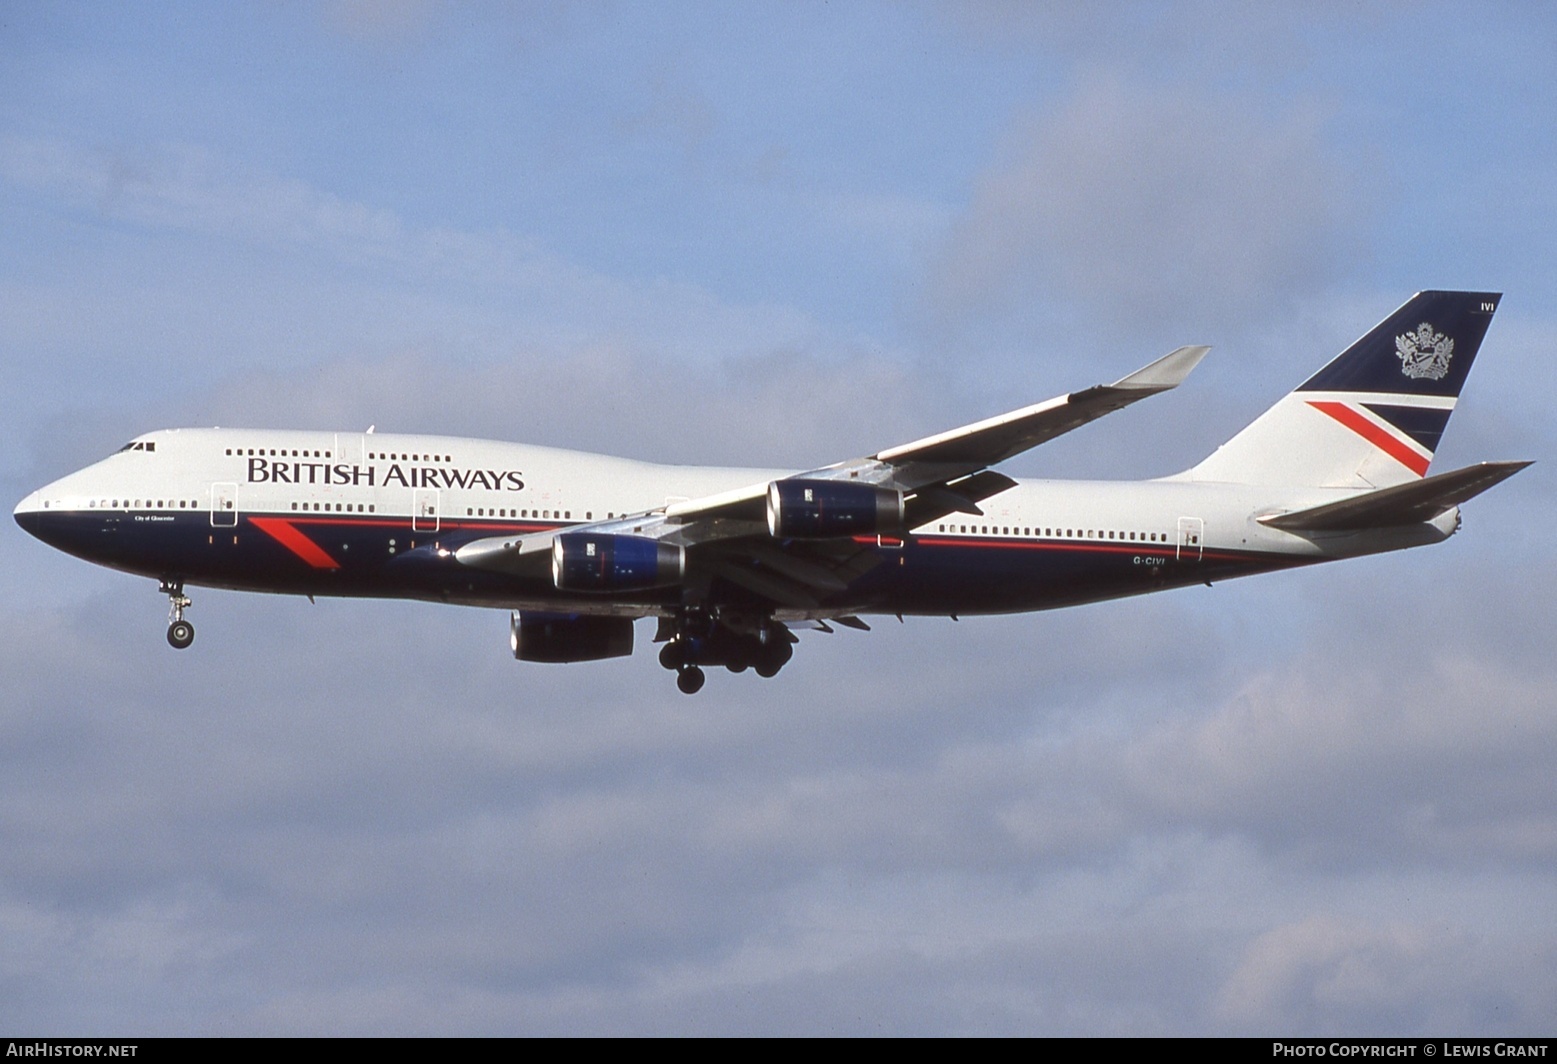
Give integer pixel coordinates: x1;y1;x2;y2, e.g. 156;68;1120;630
927;76;1361;341
1214;914;1556;1034
0;134;827;376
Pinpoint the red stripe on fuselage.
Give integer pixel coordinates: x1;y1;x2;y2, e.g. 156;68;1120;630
904;537;1259;564
1307;400;1430;476
249;517;342;569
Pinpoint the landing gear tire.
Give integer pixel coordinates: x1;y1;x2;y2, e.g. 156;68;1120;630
160;579;194;650
167;620;195;649
675;665;705;695
754;639;793;678
659;641;684;671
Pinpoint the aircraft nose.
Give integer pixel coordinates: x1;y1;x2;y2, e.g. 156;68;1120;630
14;493;42;538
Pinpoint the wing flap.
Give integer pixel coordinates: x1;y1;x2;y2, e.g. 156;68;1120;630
902;470;1019;526
1258;461;1531;532
712;558;821;609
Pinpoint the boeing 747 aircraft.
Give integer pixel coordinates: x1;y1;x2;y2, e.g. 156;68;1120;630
15;291;1529;693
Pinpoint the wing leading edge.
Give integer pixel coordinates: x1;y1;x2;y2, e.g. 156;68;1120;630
873;344;1209;482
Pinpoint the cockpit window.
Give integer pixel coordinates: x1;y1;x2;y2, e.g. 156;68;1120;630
115;441;156;454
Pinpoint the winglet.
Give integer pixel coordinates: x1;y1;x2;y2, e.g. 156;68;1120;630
1111;345;1211;392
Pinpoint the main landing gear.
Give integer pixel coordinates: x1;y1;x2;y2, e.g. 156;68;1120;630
657;610;795;694
161;579;194;649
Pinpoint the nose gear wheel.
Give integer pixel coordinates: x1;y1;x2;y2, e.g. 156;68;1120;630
160;579;194;650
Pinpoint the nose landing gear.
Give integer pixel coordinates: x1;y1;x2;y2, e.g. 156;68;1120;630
161;579;194;649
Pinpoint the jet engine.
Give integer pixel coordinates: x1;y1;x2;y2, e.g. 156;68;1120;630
511;611;634;662
766;479;904;539
551;533;686;592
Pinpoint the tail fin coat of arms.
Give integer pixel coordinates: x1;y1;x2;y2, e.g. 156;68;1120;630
1396;323;1454;380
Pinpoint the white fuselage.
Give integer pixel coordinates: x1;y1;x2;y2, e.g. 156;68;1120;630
15;426;1454;618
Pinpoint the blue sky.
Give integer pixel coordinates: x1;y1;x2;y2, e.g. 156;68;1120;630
2;1;1555;1035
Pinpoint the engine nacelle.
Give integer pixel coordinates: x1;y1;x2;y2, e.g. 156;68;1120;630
511;611;634;662
766;479;904;539
551;533;686;592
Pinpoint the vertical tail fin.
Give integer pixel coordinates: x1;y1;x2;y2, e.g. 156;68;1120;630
1186;291;1500;488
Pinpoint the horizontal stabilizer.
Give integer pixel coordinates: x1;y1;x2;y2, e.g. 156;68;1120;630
1258;461;1530;532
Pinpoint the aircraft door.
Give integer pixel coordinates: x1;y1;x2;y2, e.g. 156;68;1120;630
211;482;238;527
335;432;364;466
1176;516;1203;561
413;488;440;532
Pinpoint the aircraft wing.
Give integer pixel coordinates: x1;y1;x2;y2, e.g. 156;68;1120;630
455;345;1208;606
868;344;1209;490
667;342;1210;516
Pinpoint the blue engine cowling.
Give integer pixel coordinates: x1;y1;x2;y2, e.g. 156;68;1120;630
551;533;686;592
511;611;634;662
766;479;904;539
